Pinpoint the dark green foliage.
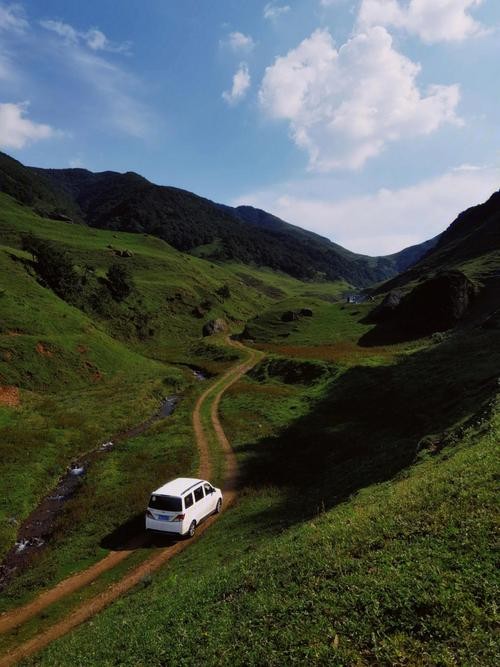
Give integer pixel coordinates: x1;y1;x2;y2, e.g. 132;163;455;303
105;263;134;302
20;232;81;301
0;151;432;286
0;152;79;220
215;284;231;301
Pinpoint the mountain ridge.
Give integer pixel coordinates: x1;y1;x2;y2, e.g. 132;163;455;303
1;150;435;286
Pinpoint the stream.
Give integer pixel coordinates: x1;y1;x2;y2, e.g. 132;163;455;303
0;368;207;591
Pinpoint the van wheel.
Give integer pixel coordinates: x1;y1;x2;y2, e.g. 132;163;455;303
187;521;196;538
215;499;222;514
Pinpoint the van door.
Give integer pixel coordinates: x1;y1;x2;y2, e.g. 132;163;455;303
204;482;217;514
183;492;194;523
192;484;207;522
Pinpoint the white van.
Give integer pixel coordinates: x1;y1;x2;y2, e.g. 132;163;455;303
145;477;222;538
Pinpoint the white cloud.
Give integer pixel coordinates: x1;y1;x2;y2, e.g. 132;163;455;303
72;49;151;137
263;3;291;20
222;63;251;105
0;3;27;32
259;27;462;171
358;0;486;43
233;165;500;255
0;52;13;79
223;31;255;53
0;101;57;149
39;19;77;42
40;19;130;53
39;19;149;138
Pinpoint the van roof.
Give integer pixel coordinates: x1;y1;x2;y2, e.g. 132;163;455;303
151;477;205;497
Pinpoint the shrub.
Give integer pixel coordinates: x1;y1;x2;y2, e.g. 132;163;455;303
20;232;81;300
106;263;134;302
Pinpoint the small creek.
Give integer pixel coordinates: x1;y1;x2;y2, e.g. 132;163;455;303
0;369;207;591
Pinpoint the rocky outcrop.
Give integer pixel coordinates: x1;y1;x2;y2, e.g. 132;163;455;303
192;306;206;319
299;308;314;317
482;309;500;330
402;270;476;334
202;318;228;337
114;249;133;258
48;211;73;223
281;311;300;322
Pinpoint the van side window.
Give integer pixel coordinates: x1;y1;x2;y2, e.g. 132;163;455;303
184;493;193;509
193;486;204;502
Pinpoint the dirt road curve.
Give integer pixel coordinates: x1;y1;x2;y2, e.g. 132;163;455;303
0;338;261;667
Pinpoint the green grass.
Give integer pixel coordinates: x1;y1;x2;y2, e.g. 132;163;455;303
0;192;348;606
1;190;498;665
32;374;499;666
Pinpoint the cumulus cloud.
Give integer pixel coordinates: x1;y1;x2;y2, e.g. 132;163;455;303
0;101;56;149
263;3;291;20
40;19;130;53
259;27;462;171
0;3;27;32
357;0;486;43
233;165;500;254
222;63;251;105
223;31;255;53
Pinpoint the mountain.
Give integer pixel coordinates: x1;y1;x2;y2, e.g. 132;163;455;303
0;151;430;287
365;189;500;342
230;204;440;274
383;233;441;273
378;189;500;293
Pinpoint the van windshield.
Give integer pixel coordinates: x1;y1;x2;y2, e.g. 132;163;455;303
149;495;182;512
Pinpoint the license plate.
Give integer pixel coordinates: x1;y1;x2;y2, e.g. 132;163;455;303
158;515;170;521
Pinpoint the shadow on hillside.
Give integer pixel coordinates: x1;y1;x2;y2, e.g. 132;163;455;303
101;512;180;550
232;328;500;532
358;319;420;346
99;329;500;550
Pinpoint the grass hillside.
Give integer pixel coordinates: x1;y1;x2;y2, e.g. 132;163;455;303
0;182;498;665
230;204;440;275
32;324;500;665
379;189;500;294
0;192;347;607
0;150;433;286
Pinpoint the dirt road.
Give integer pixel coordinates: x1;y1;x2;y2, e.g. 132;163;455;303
0;338;261;667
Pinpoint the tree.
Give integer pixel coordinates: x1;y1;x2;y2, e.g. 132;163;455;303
21;232;80;300
106;263;134;301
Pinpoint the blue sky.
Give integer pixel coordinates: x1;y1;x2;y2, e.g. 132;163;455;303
1;0;499;254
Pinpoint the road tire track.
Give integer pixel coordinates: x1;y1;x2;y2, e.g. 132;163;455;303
0;339;261;667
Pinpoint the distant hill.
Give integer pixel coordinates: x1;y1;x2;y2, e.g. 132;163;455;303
1;151;431;286
230;204;439;273
378;190;500;293
365;189;500;343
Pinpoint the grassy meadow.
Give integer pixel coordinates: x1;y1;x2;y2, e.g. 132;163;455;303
32;331;500;665
0;193;346;607
0;191;498;664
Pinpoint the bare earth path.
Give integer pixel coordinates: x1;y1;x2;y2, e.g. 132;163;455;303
0;338;261;667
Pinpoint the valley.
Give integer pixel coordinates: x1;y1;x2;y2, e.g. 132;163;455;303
0;154;498;665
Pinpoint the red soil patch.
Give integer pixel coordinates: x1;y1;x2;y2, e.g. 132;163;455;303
83;360;102;382
36;343;53;357
254;342;396;363
6;331;22;337
227;380;295;397
77;345;88;354
0;386;20;407
2;351;13;362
